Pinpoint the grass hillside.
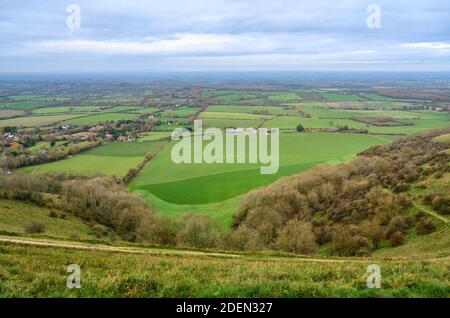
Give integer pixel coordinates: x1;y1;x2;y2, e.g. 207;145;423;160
0;239;448;297
0;200;97;241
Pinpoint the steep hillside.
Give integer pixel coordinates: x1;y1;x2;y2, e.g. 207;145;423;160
232;128;450;256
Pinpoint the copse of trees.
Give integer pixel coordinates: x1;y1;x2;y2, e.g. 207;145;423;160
0;141;102;170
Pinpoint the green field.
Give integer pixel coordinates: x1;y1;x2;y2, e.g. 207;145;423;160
211;92;261;102
262;116;367;130
200;117;267;128
318;92;364;102
268;92;302;102
129;133;389;225
139;132;172;141
20;140;168;176
207;105;299;116
160;106;200;117
106;105;144;112
199;111;274;120
151;124;193;131
0;115;82;128
0;99;53;110
63;113;137;125
32;106;102;114
360;93;400;101
130;107;159;114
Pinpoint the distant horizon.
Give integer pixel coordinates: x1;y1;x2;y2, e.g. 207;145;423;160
2;70;450;83
1;1;450;73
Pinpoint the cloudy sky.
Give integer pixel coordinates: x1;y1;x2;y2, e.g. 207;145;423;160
1;0;450;73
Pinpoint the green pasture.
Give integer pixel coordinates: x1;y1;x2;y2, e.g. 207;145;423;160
20;140;168;177
129;133;389;215
199;111;274;120
63;113;137;125
32;106;101;114
318;92;364;102
206;105;299;116
160;107;200;117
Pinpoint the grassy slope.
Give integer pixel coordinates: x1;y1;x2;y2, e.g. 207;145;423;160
434;133;450;144
0;200;96;240
0;239;448;297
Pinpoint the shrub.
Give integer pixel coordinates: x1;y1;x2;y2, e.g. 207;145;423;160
62;177;161;242
414;211;426;220
422;192;450;215
175;213;220;248
388;230;404;247
431;195;450;215
393;182;409;193
416;218;436;235
224;226;264;251
313;225;332;245
275;220;317;254
92;224;109;237
389;215;413;232
296;124;305;132
48;211;58;218
329;225;374;256
24;221;45;234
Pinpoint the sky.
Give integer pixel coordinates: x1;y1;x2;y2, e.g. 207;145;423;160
0;0;450;73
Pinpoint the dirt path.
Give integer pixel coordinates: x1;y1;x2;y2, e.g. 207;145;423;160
0;235;448;263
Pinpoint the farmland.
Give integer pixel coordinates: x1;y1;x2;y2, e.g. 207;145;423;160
63;113;138;125
129;133;389;226
31;106;102;114
6;87;449;228
0;115;82;128
20;140;168;176
1;81;449;299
